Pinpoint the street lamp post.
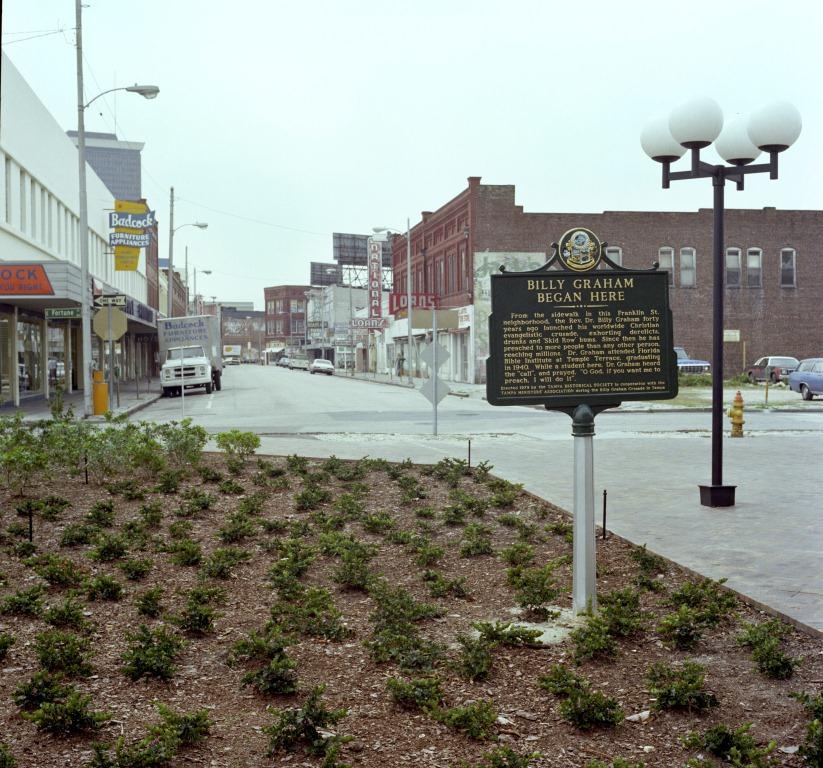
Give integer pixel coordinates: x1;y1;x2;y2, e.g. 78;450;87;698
641;98;801;507
373;220;413;385
166;206;207;319
75;0;159;416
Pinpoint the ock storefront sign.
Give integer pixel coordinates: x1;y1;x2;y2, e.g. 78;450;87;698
0;265;54;295
368;239;382;318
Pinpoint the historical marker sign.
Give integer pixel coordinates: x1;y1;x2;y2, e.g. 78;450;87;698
487;269;677;408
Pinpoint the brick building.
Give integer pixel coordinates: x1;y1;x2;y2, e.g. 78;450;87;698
386;177;823;384
264;285;310;353
221;308;266;362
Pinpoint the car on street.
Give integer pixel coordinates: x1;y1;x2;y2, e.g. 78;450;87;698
277;356;290;368
788;358;823;400
746;355;799;383
224;357;241;366
674;346;711;375
309;359;335;376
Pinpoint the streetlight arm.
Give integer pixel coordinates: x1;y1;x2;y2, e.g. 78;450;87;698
83;84;159;110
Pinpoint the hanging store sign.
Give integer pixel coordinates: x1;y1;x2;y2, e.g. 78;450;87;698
111;199;152;271
0;265;54;295
367;239;383;318
351;318;389;330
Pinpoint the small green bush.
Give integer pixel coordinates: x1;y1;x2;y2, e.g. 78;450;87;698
798;716;822;767
460;523;494;557
88;532;129;562
459;746;541;768
737;620;800;679
25;553;84;587
122;624;186;681
437;700;497;740
422;570;468;599
43;597;89;630
657;605;703;650
215;429;260;461
0;742;16;768
167;519;193;539
0;631;14;661
669;577;736;627
12;670;71;711
134;586;165;618
155;468;185;494
489;480;522;507
119;557;152;581
86;574;124;601
173;598;217;636
269;586;349;641
60;522;99;547
86;500;116;527
571;615;617;663
264;685;347;758
558;687;623;730
646;661;718;712
294;484;331;510
413;540;445;567
473;621;542;647
599;588;646;637
218;478;245;495
500;542;535;567
538;664;589;697
168;538;203;566
218;511;257;542
386;676;443;712
139;501;163;528
1;585;44;616
508;563;560;618
198;464;224;483
584;760;645;768
362;510;395;534
22;689;110;735
456;634;494;681
684;722;776;767
34;629;93;677
200;546;251;579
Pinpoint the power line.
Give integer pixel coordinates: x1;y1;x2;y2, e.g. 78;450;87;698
177;197;329;237
1;29;67;45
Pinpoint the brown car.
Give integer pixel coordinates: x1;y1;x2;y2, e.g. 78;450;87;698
747;356;799;383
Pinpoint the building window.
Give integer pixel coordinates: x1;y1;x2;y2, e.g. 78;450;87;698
725;248;741;288
19;171;27;233
275;319;284;335
290;299;301;313
680;247;696;287
780;248;796;287
604;246;622;267
275;299;283;313
658;247;674;285
747;248;762;288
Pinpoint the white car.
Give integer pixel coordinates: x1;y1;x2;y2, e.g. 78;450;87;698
309;359;335;376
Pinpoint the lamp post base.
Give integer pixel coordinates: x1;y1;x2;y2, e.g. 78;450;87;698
699;484;736;507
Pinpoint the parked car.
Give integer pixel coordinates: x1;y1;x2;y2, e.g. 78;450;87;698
309;359;335;376
277;356;290;368
788;358;823;401
746;356;799;383
673;346;711;375
224;357;241;366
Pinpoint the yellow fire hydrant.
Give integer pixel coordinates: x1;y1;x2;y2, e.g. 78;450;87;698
729;390;745;437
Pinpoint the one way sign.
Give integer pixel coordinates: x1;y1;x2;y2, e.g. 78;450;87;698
94;294;126;308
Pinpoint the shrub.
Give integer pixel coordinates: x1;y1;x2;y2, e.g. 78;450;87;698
657;605;703;650
437;700;497;740
798;717;822;767
646;661;718;712
156;419;208;468
22;689;110;735
178;487;215;516
538;664;589;697
473;621;542;647
571;615;617;663
241;653;297;695
270;586;349;641
362;510;395;534
460;523;494;557
13;670;71;711
264;685;347;757
167;519;193;539
119;557;152;581
386;676;443;712
0;743;15;768
422;570;468;599
200;546;251;579
428;457;470;487
218;512;257;543
414;540;445;567
546;519;573;543
737;619;800;679
462;747;541;768
25;553;84;587
508;563;560;618
489;480;522;507
599;588;646;637
215;429;260;461
669;577;736;627
0;631;14;661
34;629;93;676
449;488;489;517
198;464;224;483
60;522;99;547
122;624;186;681
456;634;494;681
86;500;116;527
500;542;535;567
151;702;211;746
684;722;776;767
584;760;645;768
1;585;45;616
630;544;666;590
86;574;124;601
139;501;164;528
135;586;165;618
43;596;89;631
89;531;129;561
168;538;203;566
558;687;623;730
333;548;376;591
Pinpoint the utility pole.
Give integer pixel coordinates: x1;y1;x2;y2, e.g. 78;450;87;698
166;186;174;319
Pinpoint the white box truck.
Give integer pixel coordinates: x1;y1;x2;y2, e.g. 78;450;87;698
157;315;222;397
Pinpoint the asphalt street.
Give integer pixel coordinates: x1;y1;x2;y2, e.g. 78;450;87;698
136;365;823;635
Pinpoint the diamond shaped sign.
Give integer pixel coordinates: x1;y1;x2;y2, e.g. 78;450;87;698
420;376;450;405
419;344;450;370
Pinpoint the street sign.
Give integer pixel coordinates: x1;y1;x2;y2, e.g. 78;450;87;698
724;329;741;342
93;307;128;341
420;376;450;405
45;307;81;320
94;294;126;308
420;343;450;368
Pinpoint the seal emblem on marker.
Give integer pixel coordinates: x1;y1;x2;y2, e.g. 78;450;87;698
557;227;602;272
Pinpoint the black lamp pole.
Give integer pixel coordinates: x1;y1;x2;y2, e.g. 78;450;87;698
660;148;782;507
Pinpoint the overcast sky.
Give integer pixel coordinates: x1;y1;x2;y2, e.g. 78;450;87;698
3;0;821;309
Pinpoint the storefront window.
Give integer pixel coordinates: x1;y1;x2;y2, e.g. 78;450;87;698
17;316;43;396
0;315;12;404
47;325;67;389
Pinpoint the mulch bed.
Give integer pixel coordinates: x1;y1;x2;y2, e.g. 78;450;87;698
0;452;820;768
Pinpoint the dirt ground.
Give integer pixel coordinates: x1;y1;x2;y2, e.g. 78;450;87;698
0;452;820;768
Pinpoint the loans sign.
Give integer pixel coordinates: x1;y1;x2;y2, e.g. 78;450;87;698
486;255;678;407
367;239;382;318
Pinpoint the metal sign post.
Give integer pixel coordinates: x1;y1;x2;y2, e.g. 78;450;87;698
485;227;678;615
107;308;114;412
180;346;185;418
432;308;438;436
